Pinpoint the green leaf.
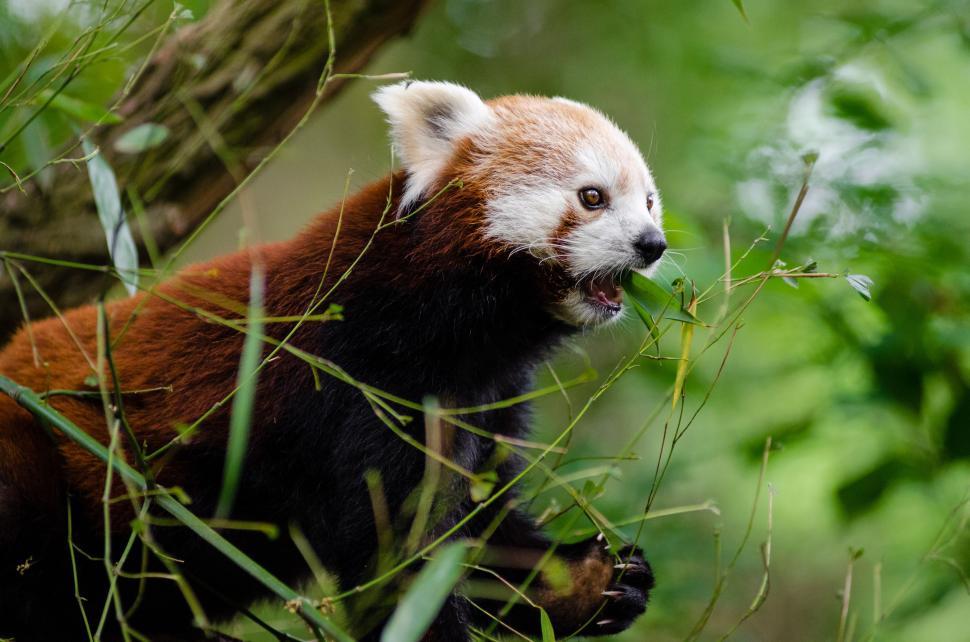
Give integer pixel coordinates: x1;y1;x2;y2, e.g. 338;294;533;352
470;470;498;502
216;268;265;519
382;543;467;642
827;84;892;131
730;0;749;22
540;608;556;642
22;121;53;191
629;295;661;347
82;138;138;296
845;274;874;301
672;289;698;411
623;271;702;326
36;89;122;124
174;2;195;21
114;123;169;154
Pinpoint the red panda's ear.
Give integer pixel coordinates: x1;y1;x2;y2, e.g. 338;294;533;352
373;81;493;209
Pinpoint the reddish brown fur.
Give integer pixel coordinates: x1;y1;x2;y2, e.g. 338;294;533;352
533;547;616;629
0;173;449;527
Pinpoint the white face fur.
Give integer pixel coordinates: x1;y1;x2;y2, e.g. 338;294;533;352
373;81;666;327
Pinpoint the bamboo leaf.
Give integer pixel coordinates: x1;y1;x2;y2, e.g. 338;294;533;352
22;121;54;191
82;138;138;295
114;123;170;154
672;288;698;410
629;296;661;348
827;84;892;131
845;274;874;301
174;2;195;21
381;543;467;642
623;271;702;326
731;0;749;23
37;89;122;124
540;608;556;642
216;267;265;519
470;470;498;502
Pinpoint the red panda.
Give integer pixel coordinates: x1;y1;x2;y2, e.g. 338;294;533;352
0;81;665;641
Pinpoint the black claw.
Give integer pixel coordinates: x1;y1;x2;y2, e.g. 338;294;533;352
589;544;654;634
613;545;655;592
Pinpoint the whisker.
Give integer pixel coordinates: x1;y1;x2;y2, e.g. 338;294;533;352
656;254;687;279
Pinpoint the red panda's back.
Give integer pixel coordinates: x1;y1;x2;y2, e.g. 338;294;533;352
0;243;271;523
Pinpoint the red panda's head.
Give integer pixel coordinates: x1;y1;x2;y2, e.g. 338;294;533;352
373;81;665;328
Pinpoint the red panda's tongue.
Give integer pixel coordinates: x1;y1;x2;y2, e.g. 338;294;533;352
587;275;623;306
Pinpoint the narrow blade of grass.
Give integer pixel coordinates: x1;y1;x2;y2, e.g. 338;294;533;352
672;287;698;411
540;608;556;642
216;266;264;519
2;258;40;366
381;543;467;642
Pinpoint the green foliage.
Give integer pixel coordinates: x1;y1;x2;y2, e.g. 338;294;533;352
622;271;702;327
539;608;556;642
82;138;138;295
825;82;893;131
845;273;874;301
114;123;169;154
35;89;123;124
381;544;467;642
216;268;266;518
730;0;748;23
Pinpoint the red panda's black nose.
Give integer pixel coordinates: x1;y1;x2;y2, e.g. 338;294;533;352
634;229;667;265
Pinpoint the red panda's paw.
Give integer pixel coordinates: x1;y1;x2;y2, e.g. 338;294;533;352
541;537;654;637
583;543;654;637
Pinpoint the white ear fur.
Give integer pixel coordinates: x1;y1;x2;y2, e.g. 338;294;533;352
372;81;492;209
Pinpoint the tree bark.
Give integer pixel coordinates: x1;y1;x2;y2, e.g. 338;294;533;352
0;0;427;341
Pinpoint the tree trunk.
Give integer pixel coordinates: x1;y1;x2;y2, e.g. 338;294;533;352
0;0;427;341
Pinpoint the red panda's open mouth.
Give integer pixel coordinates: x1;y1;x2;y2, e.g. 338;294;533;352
581;274;624;315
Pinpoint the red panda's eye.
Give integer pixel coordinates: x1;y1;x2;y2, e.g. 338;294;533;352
579;187;605;209
646;193;655;211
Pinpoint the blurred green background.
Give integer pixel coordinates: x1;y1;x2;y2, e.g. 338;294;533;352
2;0;969;640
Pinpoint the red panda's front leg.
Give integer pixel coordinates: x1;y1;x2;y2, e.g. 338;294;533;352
466;505;654;638
450;402;653;638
